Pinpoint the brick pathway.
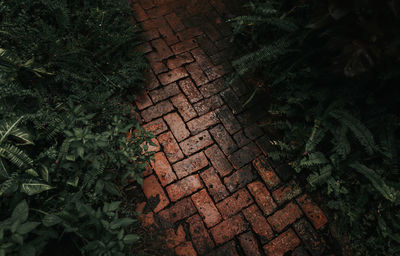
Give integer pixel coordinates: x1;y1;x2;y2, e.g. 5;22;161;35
132;1;331;255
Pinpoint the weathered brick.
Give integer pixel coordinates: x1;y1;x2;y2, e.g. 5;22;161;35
272;181;302;205
191;48;213;71
143;163;153;177
201;22;222;41
204;144;233;177
244;124;264;140
141;100;174;122
200;167;229;202
158;22;179;45
253;158;281;189
210;214;248;245
157;131;184;163
179;130;213;156
255;136;278;156
196;35;218;55
147;4;172;18
216;188;253;219
141;137;161;154
171;39;199;55
165;224;186;248
136;202;156;228
233;130;251;147
167;52;194;69
247;181;277;215
242;204;274;241
146;51;162;63
151;38;174;59
140;29;160;41
293;219;326;256
206;240;239;256
296;194;328;230
150;61;168;74
263;229;301;256
138;0;155;10
173;152;209;179
193;95;224;116
187;111;220;135
191;189;222;228
143;175;170;212
205;65;225;81
141;17;166;31
187;214;215;254
165;12;185;32
217;106;241;134
132;3;148;22
175;241;198;256
228;142;261;169
179;78;203;103
148;82;180;103
144;69;160;90
171;94;198;121
186;62;209;86
267;202;303;232
224;164;257;193
199;78;225;98
166;174;203;202
158;67;189;85
163;112;190;142
238;231;263;256
209;124;238;155
151;152;177;186
230;77;249;97
177;27;204;41
135;91;153;110
135;42;152;54
157;197;196;224
142;118;168;135
220;88;243;114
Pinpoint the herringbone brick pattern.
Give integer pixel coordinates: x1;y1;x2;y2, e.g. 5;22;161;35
132;1;331;255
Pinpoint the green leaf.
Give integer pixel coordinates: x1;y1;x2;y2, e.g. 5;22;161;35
108;201;121;212
104;181;121;196
21;182;53;195
17;221;40;234
0;249;5;256
123;234;139;244
11;200;29;222
110;218;136;229
20;245;36;256
42;214;62;227
0;159;8;178
11;233;23;245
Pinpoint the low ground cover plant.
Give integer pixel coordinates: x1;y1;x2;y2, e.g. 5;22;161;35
231;0;400;255
0;0;152;255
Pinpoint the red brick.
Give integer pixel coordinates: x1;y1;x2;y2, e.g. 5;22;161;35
247;181;277;215
132;3;148;22
140;137;161;154
228;142;261;169
207;240;239;256
233;130;251;147
157;131;184;163
177;27;204;41
272;181;302;205
135;91;153;110
167;52;194;69
151;152;177;186
165;224;186;248
238;231;263;256
293;219;326;255
216;106;241;134
141;100;174;122
242;204;274;240
224;165;257;193
204;144;233;177
179;78;203;103
175;241;198;256
158;197;197;224
244;124;264;140
171;94;197;122
209;124;238;155
205;65;225;81
147;5;172;18
195;34;218;55
138;0;154;9
148;82;180;103
135;42;152;54
187;111;219;135
171;39;199;55
173;152;209;179
220;88;242;114
186;62;209;86
191;189;222;228
253;158;281;189
263;229;301;256
296;194;328;230
141;17;166;30
143;175;170;212
143;164;153;177
191;48;213;71
216;188;253;219
146;51;162;63
163;112;190;142
166;174;203;202
187;214;215;254
158;23;179;45
151;38;173;59
199;78;225;98
158;67;189;85
193;95;224;116
165;13;185;32
210;214;248;245
150;61;168;74
179;130;213;156
144;69;160;90
142;118;168;135
199;167;229;202
138;210;156;228
267;202;303;232
140;29;160;41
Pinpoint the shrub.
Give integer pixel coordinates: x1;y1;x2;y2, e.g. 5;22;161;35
0;0;152;255
230;0;400;255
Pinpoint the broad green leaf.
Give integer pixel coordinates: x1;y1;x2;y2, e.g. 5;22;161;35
21;182;53;196
25;169;39;177
104;181;121;196
11;233;23;245
110;218;136;229
17;221;40;234
11;200;29;222
108;201;121;212
42;214;63;227
123;234;139;244
40;166;49;182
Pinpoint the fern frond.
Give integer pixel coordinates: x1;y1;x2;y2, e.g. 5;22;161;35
0;143;33;168
305;119;326;153
299;152;329;168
